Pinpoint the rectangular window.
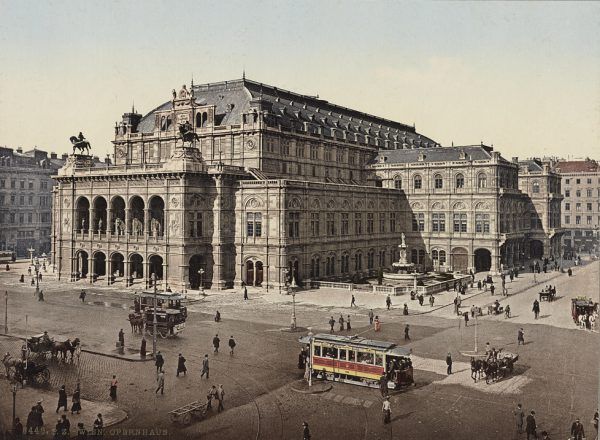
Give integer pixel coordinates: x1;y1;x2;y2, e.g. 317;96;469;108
288;212;300;238
10;180;15;189
0;195;4;205
19;196;24;205
587;189;593;197
379;213;385;233
475;214;490;233
453;213;467;233
565;190;570;197
576;179;581;184
19;213;24;224
587;178;592;184
576;215;581;225
28;181;33;189
412;213;424;232
389;212;396;233
354;213;362;235
20;180;24;189
246;212;262;237
27;213;32;223
367;213;374;234
587;216;592;225
565;215;570;224
565;203;570;211
565;179;570;184
587;203;592;211
10;213;15;223
326;213;335;236
432;213;446;232
576;190;581;197
576;203;581;211
341;213;349;235
28;195;33;205
0;179;4;188
310;213;320;236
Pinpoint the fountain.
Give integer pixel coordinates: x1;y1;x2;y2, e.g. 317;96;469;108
383;233;424;290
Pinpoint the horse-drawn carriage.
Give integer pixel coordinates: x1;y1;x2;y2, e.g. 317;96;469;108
571;298;598;323
539;288;555;302
2;354;50;386
486;300;504;315
470;350;518;384
27;333;80;362
128;291;187;338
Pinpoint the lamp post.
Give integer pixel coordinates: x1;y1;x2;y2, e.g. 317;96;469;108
33;258;40;299
290;275;298;330
198;268;205;295
282;268;289;295
27;248;35;265
4;291;7;334
11;382;18;425
151;273;158;358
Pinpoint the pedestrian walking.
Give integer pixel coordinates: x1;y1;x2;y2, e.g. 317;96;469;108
525;410;537;440
593;410;599;438
71;383;81;414
206;385;217;410
532;299;540;319
155;371;165;395
200;354;210;379
429;295;435;307
368;309;374;325
140;337;147;358
329;316;335;333
350;294;357;308
346;315;351;331
155;351;164;372
403;303;409;315
92;414;103;438
213;334;220;353
374;316;381;332
446;352;452;374
216;384;225;412
404;324;410;340
243;286;248;300
382;397;391;424
418;293;424;306
303;422;311;440
60;414;70;438
338;314;345;332
518;328;525;345
34;400;44;429
109;375;118;401
570;417;585;440
463;311;469;327
79;290;86;303
477;280;482;290
228;336;236;355
13;417;23;439
56;385;68;413
386;295;391;310
76;422;87;440
513;403;524;434
379;374;388;397
176;354;187;377
490;284;495;295
118;329;124;348
26;407;37;435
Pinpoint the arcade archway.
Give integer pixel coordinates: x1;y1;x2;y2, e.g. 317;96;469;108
530;240;544;259
75;250;88;278
451;247;469;273
130;253;143;279
93;252;106;278
474;248;491;272
189;254;206;289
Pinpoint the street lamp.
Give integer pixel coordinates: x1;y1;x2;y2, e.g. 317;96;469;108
33;257;41;299
11;382;18;426
4;291;7;334
290;275;298;330
151;273;158;359
198;268;205;295
282;268;289;295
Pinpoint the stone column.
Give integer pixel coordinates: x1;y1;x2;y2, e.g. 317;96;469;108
144;260;150;289
88;208;96;235
144;209;151;237
124;258;131;287
162;263;168;290
211;176;225;290
125;209;131;236
107;208;113;234
70;255;77;282
107;257;112;286
88;256;94;284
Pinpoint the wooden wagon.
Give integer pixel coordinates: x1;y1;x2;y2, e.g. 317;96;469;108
169;400;208;426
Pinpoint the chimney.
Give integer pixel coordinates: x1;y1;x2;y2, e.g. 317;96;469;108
61;154;68;160
16;147;22;153
50;152;57;159
512;157;519;163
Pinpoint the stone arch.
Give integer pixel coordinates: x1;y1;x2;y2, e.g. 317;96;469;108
475;202;490;211
149;196;165;237
327;199;336;209
129;253;144;280
452;201;466;211
148;254;164;282
75;197;90;232
93;196;108;233
110;196;126;234
451;247;469;273
431;202;444;210
411;201;423;210
129;196;145;235
288;197;302;209
189;254;208;289
92;251;106;278
311;198;321;210
244;197;264;209
474;248;491;272
109;252;125;279
75;250;89;279
530;240;544;259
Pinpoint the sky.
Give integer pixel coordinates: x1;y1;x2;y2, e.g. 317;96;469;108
0;1;599;160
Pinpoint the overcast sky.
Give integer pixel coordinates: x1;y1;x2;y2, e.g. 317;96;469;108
1;1;598;160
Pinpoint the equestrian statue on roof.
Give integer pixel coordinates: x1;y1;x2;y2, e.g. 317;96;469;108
70;132;91;155
178;120;199;146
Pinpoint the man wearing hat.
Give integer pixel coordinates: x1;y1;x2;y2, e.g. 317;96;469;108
570;417;585;440
302;422;311;440
525;410;537;440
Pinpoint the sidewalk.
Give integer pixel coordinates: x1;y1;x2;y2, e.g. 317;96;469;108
0;380;127;437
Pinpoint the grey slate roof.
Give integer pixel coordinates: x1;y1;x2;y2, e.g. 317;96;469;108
136;78;437;147
519;159;544;172
372;145;497;165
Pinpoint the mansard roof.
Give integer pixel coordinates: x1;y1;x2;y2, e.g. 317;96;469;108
519;159;544;172
371;145;501;165
136;78;437;147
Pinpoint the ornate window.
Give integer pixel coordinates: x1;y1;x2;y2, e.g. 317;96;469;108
246;212;262;237
367;250;375;269
326;213;336;236
412;213;424;232
355;252;363;271
453;213;467;232
413;175;422;190
379;213;385;233
475;214;490;233
354;213;362;235
434;174;443;189
432;213;445;232
341;213;349;235
477;173;487;188
389;212;396;233
367;213;374;234
189;212;203;237
532;181;540;193
288;212;300;238
394;176;402;189
310;213;320;236
455;174;465;189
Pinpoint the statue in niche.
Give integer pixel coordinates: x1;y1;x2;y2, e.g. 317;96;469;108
114;218;123;235
132;218;143;236
81;218;86;231
151;218;161;237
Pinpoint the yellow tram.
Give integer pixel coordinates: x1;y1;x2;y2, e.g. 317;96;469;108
299;334;414;389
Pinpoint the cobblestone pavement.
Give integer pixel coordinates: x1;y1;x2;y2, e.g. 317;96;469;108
0;259;598;439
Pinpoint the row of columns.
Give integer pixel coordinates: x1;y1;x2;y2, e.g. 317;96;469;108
79;208;163;237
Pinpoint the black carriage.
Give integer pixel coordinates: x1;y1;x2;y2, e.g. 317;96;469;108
144;308;186;338
26;333;54;360
571;298;597;323
497;351;518;375
13;361;50;386
539;289;555;302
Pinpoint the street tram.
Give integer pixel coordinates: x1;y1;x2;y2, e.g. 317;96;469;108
299;333;414;389
132;291;188;338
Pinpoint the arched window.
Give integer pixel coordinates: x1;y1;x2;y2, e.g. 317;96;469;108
477;173;487;188
196;112;202;127
418;249;426;264
431;249;439;262
439;250;446;265
455;173;465;189
413;175;422;190
532;181;540;193
394;176;402;189
434;174;443;189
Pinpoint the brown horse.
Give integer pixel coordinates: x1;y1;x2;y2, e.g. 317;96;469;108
2;352;22;378
128;313;144;334
51;338;80;362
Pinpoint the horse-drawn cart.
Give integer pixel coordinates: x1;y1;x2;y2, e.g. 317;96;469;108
27;333;80;362
2;355;50;386
539;290;555;302
169;401;208;426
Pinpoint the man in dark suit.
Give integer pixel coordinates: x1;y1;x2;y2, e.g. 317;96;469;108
525;410;537;440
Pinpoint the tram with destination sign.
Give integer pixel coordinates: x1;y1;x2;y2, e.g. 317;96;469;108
299;333;414;389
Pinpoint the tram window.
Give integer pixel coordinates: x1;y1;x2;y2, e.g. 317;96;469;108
314;346;321;357
347;350;356;362
375;354;383;366
357;352;374;364
338;349;347;360
327;348;338;358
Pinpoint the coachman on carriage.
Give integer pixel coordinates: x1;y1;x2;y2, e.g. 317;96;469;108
470;349;518;384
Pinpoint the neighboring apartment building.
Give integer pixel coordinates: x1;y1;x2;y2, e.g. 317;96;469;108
0;147;66;256
517;158;564;259
556;158;600;254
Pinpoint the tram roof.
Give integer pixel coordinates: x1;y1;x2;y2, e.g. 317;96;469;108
302;333;411;355
137;291;186;301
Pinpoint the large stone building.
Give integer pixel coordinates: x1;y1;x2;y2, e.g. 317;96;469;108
0;147;67;256
556;158;600;254
51;78;557;292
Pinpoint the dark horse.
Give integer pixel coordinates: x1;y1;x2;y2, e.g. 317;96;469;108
128;313;144;334
51;338;80;362
470;357;484;382
178;122;199;145
70;136;91;155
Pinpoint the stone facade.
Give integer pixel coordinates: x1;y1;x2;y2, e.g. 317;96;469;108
556;159;600;254
52;78;558;292
0;147;67;257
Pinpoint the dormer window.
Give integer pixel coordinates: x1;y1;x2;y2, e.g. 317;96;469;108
418;152;426;161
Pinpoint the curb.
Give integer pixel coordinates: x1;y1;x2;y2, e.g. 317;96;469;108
290;380;332;395
0;333;153;362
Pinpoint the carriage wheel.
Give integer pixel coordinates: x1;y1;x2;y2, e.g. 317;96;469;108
169;413;179;424
181;413;191;425
35;368;50;384
159;329;169;339
6;365;16;380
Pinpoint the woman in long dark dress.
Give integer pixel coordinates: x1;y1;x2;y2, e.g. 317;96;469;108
71;384;82;414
